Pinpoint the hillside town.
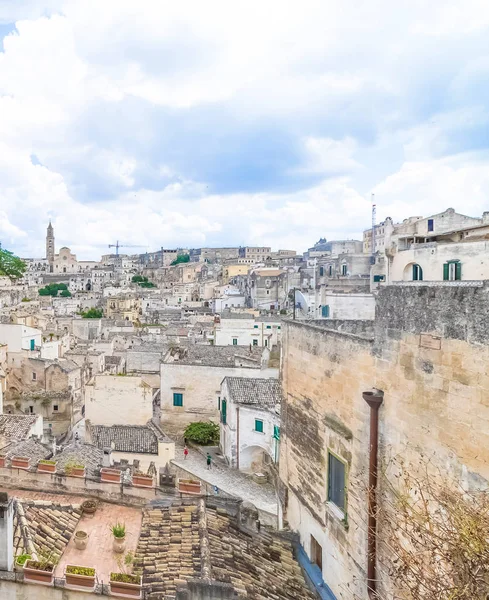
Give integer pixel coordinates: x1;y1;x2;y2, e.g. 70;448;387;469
0;207;486;599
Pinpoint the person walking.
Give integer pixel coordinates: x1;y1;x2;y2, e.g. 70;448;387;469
206;453;212;470
183;446;189;460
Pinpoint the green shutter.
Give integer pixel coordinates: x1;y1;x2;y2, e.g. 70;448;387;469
455;262;462;280
273;425;280;440
443;263;449;280
255;419;263;433
173;393;183;407
221;399;227;425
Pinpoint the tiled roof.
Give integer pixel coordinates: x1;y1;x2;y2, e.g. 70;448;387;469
104;355;124;365
224;377;281;407
220;312;254;320
47;359;80;373
0;415;39;441
13;498;82;562
55;443;104;476
89;422;160;454
133;500;315;600
0;438;51;464
165;345;264;368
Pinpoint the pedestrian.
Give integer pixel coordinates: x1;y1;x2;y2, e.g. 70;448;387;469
206;453;212;470
183;446;189;460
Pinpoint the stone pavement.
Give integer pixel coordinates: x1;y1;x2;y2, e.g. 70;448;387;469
172;444;278;517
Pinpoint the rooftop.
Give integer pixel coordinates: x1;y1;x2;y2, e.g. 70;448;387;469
0;414;39;442
55;442;104;477
164;344;265;368
224;377;282;407
88;420;170;454
0;438;51;463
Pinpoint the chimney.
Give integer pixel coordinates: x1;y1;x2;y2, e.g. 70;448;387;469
102;447;113;467
0;493;14;571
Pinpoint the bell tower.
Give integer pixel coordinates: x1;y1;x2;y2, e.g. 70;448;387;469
46;221;55;267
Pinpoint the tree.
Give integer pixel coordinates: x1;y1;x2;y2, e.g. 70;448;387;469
0;248;27;280
60;289;72;297
171;254;190;266
131;275;144;283
81;308;103;319
184;421;219;445
38;283;68;297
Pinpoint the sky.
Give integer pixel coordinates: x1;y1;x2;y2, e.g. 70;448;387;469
1;0;489;259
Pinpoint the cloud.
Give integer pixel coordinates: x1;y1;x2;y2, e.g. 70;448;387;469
0;0;488;260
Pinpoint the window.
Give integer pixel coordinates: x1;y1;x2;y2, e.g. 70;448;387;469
254;419;264;433
443;261;461;281
319;266;324;276
328;452;346;512
32;372;37;381
412;264;423;281
221;399;227;424
254;325;259;329
328;265;333;276
273;425;280;440
264;339;268;347
30;339;35;351
341;264;347;276
29;406;34;414
310;535;323;571
277;326;281;330
266;290;270;295
232;338;238;345
173;393;183;407
322;305;330;318
53;405;59;412
217;397;221;411
373;275;385;282
252;339;258;346
428;218;434;232
266;325;271;329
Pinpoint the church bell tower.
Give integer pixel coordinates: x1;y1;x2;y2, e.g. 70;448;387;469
46;221;55;267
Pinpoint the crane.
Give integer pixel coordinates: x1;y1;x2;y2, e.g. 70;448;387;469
108;241;145;256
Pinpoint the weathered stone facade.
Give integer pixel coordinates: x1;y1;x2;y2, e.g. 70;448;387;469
280;282;489;600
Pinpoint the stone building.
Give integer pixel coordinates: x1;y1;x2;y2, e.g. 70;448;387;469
238;246;272;264
160;345;278;435
219;376;281;472
279;282;489;599
214;313;282;347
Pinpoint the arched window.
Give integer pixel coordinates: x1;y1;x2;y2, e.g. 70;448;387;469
412;264;423;281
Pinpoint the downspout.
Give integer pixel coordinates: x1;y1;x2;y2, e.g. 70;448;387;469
363;389;384;599
236;406;240;470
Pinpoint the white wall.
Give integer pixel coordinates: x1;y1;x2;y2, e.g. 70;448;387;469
389;240;489;282
214;295;246;312
85;374;154;426
317;292;375;320
0;324;42;352
40;340;61;359
214;319;282;347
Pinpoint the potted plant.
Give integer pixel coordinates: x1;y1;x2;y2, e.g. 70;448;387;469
65;461;86;478
24;552;58;585
37;459;57;474
65;564;96;590
12;456;30;470
110;552;142;598
74;530;89;550
178;478;202;495
15;553;31;571
101;467;121;483
111;522;126;554
132;470;153;488
81;499;98;515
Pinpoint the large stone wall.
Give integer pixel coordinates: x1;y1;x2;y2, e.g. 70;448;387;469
280;283;489;600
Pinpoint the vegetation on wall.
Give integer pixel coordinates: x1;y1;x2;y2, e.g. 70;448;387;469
81;308;103;318
374;452;489;600
132;275;156;288
38;283;69;297
171;254;190;266
184;421;219;445
0;248;26;280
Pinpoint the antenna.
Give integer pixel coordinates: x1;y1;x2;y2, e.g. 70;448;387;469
371;193;376;265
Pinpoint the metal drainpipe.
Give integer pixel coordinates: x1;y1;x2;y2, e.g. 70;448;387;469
363;389;384;599
236;406;240;470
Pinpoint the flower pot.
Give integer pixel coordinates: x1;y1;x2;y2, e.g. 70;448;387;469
64;565;96;590
178;478;201;495
110;573;142;598
113;535;126;554
0;456;6;468
15;554;31;572
23;560;54;586
67;466;86;478
81;500;98;515
74;531;89;550
101;468;121;483
12;456;30;470
38;461;57;474
132;473;153;488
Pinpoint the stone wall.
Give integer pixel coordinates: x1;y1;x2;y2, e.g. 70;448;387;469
280;283;489;600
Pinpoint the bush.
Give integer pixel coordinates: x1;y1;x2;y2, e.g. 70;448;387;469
171;254;190;266
60;289;72;297
139;281;156;288
21;297;31;302
38;283;68;297
184;421;219;446
131;275;144;283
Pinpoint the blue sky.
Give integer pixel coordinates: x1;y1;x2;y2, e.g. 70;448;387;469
1;0;489;259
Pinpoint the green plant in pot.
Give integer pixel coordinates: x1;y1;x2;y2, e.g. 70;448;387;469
110;552;142;597
15;553;31;570
111;522;126;554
